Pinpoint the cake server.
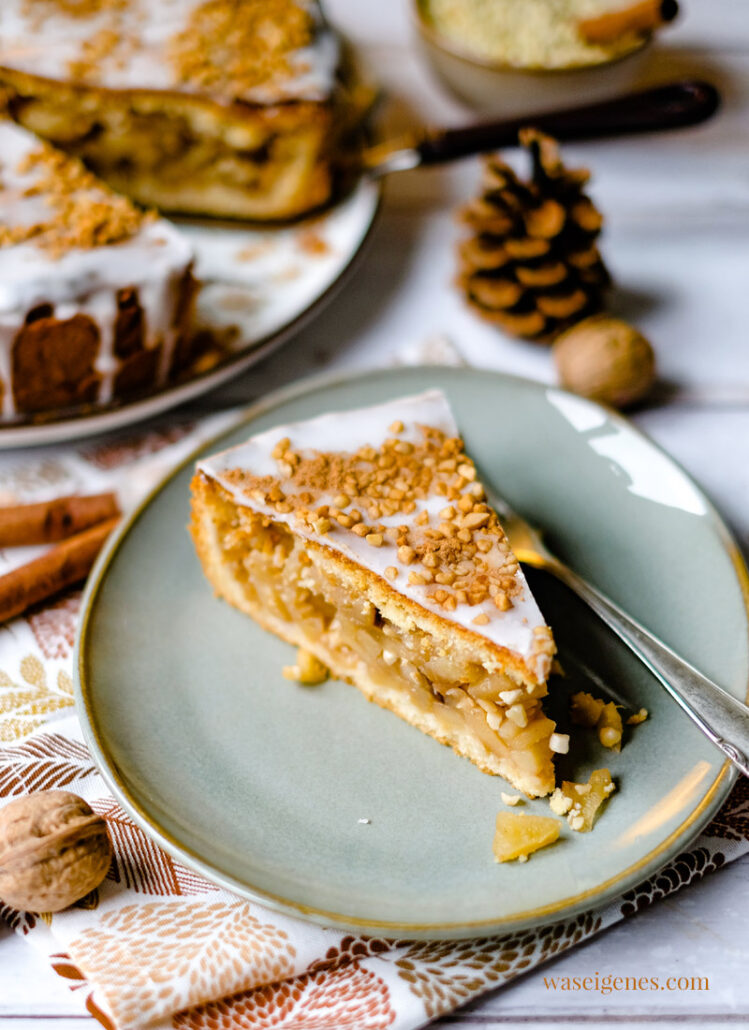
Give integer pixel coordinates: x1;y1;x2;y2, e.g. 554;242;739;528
485;485;749;779
359;79;719;178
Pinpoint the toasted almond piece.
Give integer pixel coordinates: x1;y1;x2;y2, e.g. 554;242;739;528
500;791;523;806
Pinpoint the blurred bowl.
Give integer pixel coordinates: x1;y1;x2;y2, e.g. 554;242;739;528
413;0;654;117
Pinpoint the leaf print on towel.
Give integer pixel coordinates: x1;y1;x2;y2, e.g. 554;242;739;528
0;734;96;795
50;954;116;1030
620;847;726;917
51;951;88;985
703;777;749;842
69;900;296;1030
307;934;393;974
394;911;601;1019
90;799;219;897
0;655;74;742
1;902;36;934
28;593;81;660
174;961;396;1030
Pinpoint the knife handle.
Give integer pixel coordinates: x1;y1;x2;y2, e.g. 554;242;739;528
415;80;720;166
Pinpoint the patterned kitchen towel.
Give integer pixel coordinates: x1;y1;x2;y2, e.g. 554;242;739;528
1;412;748;1030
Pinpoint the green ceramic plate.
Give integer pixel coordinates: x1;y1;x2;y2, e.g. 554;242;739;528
75;368;749;939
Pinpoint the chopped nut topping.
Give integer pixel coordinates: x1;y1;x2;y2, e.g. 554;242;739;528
168;0;314;102
461;511;490;530
549;732;569;754
220;415;536;641
548;788;573;816
507;703;528;728
0;143;153;256
500;791;523;806
499;688;523;705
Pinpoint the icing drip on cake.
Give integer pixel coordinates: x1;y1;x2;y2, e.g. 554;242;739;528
0;120;193;418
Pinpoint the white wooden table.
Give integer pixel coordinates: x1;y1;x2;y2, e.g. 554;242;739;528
2;1;749;1026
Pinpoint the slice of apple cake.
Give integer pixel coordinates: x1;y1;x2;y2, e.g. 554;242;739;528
190;390;560;796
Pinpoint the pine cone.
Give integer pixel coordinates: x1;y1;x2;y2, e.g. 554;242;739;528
457;129;611;343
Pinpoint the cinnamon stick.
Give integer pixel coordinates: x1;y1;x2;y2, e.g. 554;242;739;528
0;492;120;547
0;517;119;623
578;0;678;46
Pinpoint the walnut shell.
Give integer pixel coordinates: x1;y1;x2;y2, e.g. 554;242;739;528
553;315;656;409
0;790;111;913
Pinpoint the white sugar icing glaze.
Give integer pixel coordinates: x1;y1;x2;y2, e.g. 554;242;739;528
0;0;338;106
198;390;552;680
0;121;193;418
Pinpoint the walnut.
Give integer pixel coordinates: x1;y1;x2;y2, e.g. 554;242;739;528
553;315;656;409
0;791;112;913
